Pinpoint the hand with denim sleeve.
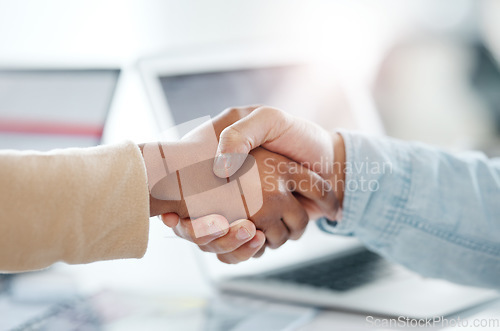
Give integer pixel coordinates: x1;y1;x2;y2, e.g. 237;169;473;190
212;106;345;220
198;106;345;260
209;105;500;288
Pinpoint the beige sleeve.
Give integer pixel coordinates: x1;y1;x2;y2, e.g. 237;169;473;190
0;141;150;272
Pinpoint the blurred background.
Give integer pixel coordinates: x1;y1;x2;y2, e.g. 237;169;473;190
1;0;500;329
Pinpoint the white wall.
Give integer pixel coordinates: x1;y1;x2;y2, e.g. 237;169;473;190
0;0;314;65
0;0;438;66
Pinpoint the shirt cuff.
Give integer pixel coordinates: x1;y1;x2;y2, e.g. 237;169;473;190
317;130;412;250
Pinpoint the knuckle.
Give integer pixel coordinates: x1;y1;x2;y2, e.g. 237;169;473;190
211;240;233;254
253;246;266;258
268;234;287;249
189;226;216;245
198;244;212;253
290;221;308;240
301;212;310;228
223;107;240;117
191;235;208;246
223;106;255;120
223;248;254;264
217;254;230;264
220;126;243;142
293;213;309;238
217;254;239;265
207;229;241;253
234;254;251;263
256;106;282;118
238;105;258;117
250;214;271;232
264;191;282;205
268;241;284;249
245;104;262;113
290;230;304;241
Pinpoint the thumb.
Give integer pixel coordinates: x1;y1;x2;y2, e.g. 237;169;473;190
213;107;289;178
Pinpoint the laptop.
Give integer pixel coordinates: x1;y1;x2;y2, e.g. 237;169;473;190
138;43;499;318
0;68;119;150
0;68;121;329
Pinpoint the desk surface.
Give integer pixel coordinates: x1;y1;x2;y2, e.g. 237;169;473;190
300;301;500;330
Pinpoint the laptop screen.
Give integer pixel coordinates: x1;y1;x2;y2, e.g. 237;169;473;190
159;66;301;125
0;69;120;150
158;65;356;132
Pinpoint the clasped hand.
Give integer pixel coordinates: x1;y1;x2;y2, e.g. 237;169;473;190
159;106;343;263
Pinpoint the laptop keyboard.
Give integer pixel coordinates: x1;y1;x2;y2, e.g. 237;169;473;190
256;249;394;292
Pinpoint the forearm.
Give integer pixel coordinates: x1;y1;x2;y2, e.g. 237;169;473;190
0;142;149;272
320;131;500;288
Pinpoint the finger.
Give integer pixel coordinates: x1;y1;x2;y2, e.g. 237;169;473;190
253;245;266;258
199;219;256;254
210;105;262;141
213;106;290;178
173;214;229;246
288;165;339;221
217;230;266;264
261;216;290;249
294;194;324;220
161;213;180;228
249;201;289;249
281;195;310;240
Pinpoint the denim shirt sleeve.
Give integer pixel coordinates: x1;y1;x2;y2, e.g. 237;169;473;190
317;130;500;289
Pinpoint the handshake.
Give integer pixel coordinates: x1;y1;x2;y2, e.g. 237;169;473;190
141;106;346;264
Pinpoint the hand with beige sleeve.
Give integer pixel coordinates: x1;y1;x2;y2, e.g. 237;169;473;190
0;110;336;272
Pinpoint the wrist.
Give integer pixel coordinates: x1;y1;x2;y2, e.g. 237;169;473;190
330;133;346;208
139;143;182;217
149;196;182;217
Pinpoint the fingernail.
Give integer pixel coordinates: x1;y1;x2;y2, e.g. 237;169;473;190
236;226;251;240
213;153;249;178
213;153;231;178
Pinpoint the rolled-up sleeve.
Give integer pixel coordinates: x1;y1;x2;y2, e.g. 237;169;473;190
318;130;500;289
0;142;150;272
